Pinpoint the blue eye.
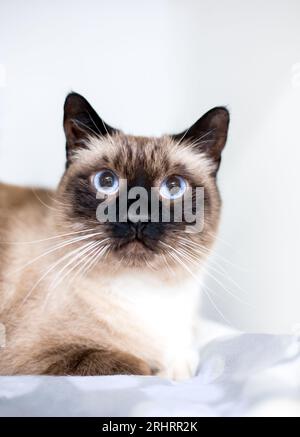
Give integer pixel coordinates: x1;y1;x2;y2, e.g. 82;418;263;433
159;175;187;200
93;169;119;194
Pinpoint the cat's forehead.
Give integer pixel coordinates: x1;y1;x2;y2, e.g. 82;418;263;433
73;132;215;183
106;134;171;178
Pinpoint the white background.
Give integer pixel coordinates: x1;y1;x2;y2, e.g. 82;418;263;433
0;0;299;333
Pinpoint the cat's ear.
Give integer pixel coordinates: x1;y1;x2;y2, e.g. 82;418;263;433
172;107;229;174
63;92;118;165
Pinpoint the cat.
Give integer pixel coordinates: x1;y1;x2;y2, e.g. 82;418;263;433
0;92;229;379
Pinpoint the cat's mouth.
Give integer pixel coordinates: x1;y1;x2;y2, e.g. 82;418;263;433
115;238;154;252
106;221;161;256
112;236;158;257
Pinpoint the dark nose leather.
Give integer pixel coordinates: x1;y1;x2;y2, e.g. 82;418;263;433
130;221;146;240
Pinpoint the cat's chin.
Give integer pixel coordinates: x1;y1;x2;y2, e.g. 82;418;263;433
111;239;158;267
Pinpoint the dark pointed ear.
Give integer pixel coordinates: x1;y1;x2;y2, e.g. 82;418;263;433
63;92;118;165
172;107;229;175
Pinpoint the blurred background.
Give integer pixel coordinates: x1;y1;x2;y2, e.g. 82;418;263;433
0;0;299;333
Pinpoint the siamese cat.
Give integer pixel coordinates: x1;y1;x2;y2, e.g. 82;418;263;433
0;93;229;379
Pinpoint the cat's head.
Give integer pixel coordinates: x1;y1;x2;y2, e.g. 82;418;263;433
57;92;229;274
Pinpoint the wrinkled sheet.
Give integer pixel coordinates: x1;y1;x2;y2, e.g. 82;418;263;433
0;333;299;417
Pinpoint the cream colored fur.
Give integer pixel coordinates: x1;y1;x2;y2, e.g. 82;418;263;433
0;134;221;379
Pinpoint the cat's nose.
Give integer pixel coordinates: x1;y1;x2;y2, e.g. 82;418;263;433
130;221;146;240
129;221;163;241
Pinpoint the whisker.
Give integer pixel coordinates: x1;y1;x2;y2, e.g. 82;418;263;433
49;240;102;290
18;241;95;308
179;241;252;298
173;241;252;307
77;244;109;280
206;261;249;296
11;231;105;275
70;244;105;284
178;236;247;272
42;242;110;312
161;252;176;276
206;230;236;249
31;188;63;212
46;193;73;208
42;243;102;311
51;238;110;289
177;238;229;276
0;227;98;245
166;249;232;326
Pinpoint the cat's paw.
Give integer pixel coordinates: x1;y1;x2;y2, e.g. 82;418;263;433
158;349;199;381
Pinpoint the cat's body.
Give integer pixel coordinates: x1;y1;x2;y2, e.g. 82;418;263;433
0;93;229;379
0;183;201;378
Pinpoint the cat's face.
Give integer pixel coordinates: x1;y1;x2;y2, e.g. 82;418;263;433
57;93;229;273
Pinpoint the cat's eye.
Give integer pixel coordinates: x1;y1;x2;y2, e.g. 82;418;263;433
159;175;187;200
93;169;119;194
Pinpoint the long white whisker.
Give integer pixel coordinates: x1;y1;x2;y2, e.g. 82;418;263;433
206;261;249;296
167;249;232;326
31;188;63;212
49;240;102;290
42;242;109;311
18;241;95;308
77;244;108;281
0;227;98;245
179;236;247;272
46;193;72;208
69;243;106;284
176;242;251;303
178;237;250;297
11;231;105;275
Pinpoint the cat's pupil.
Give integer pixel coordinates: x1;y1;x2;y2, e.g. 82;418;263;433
100;172;114;187
166;176;181;194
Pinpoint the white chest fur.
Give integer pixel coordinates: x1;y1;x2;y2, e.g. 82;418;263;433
95;269;203;379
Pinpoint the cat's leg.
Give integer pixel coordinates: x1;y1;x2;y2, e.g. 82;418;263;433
43;346;153;376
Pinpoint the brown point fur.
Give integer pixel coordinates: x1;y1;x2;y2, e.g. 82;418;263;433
0;130;225;377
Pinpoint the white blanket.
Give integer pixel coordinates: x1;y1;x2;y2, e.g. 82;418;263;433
0;333;299;417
